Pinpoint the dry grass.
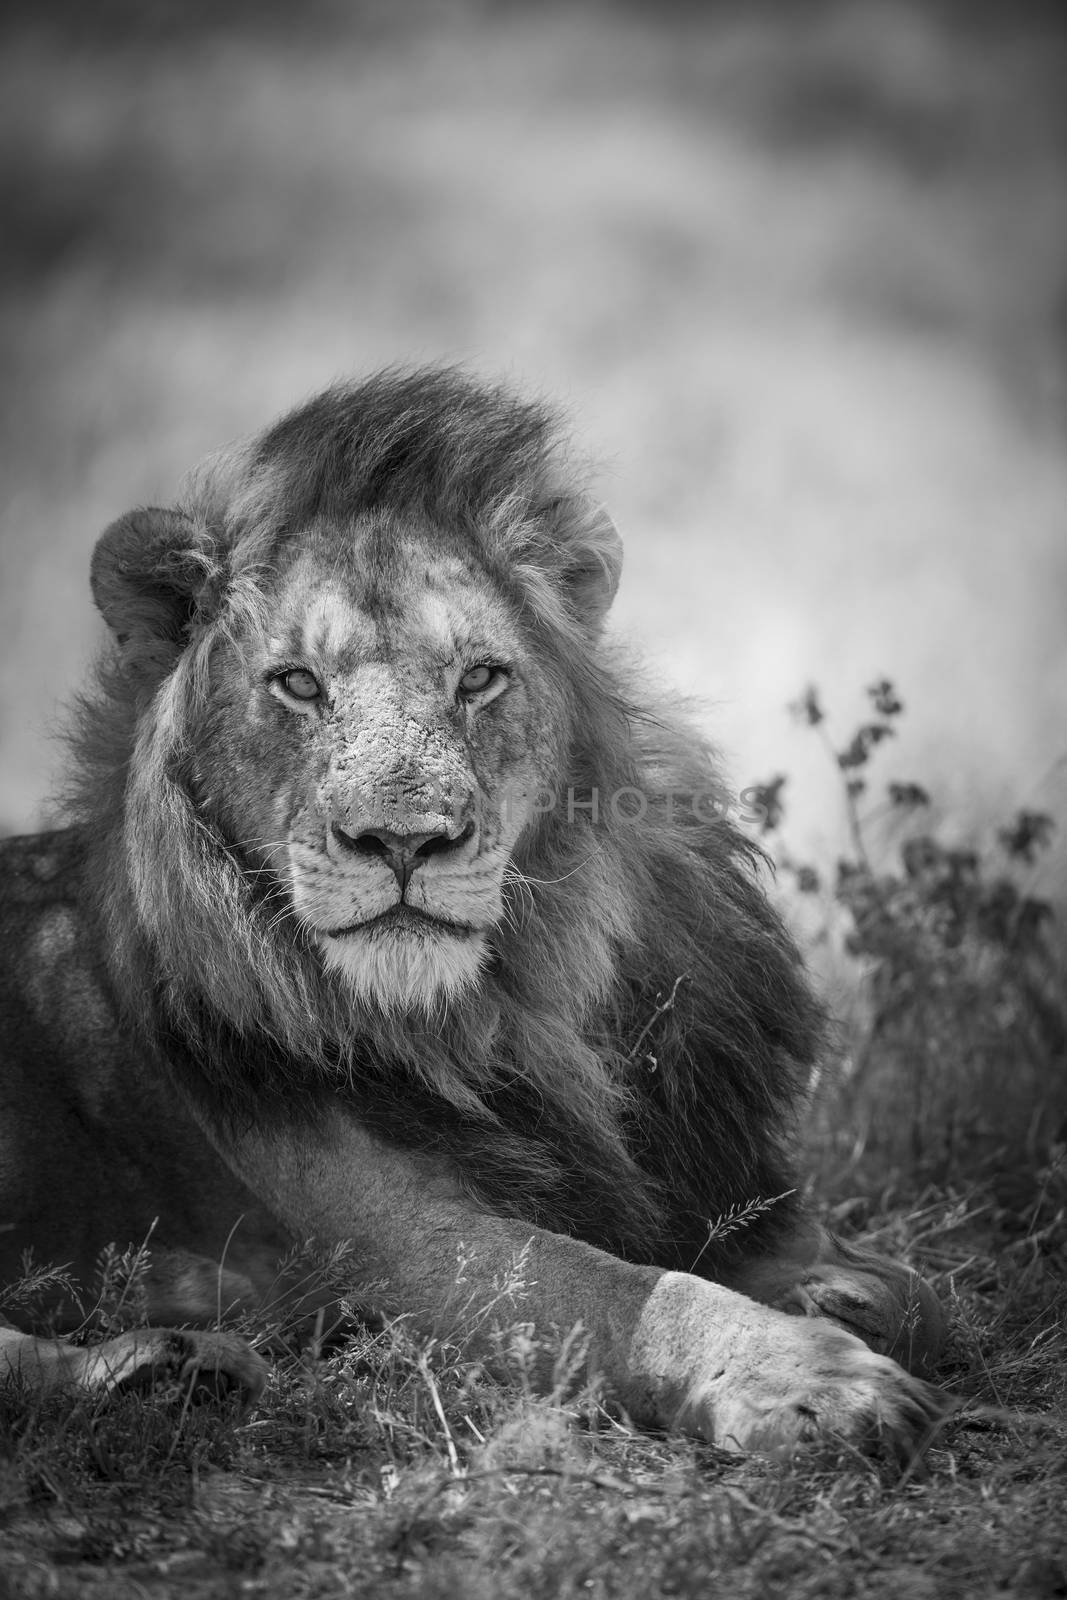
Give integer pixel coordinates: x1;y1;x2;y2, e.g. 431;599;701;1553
1;1172;1065;1600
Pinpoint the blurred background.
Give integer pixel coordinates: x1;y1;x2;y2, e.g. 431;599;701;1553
1;0;1064;883
1;0;1065;1548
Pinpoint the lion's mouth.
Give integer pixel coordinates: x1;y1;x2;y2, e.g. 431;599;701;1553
326;904;478;939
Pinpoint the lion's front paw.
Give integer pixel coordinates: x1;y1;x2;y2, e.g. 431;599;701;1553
631;1274;950;1461
81;1328;270;1412
172;1330;270;1410
683;1315;946;1461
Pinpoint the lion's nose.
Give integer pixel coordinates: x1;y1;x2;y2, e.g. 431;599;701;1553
330;821;475;891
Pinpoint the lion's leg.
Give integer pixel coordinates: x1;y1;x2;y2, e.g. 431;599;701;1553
0;1312;268;1407
189;1106;950;1459
727;1223;945;1377
1;1316;95;1396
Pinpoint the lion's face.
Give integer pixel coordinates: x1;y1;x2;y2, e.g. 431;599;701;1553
92;371;626;1021
194;514;562;1012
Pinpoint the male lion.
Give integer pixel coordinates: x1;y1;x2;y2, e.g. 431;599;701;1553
0;368;946;1456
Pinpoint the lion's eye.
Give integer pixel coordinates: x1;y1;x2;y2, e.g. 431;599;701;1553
459;665;495;695
277;669;322;702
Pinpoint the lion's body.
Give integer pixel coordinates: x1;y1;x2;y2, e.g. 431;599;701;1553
0;369;946;1452
0;829;285;1311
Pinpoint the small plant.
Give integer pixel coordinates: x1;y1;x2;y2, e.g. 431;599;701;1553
751;679;1066;1185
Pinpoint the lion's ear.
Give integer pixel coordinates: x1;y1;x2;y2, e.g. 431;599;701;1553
563;504;624;631
91;508;213;647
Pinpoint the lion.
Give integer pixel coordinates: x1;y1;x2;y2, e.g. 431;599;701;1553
0;367;947;1456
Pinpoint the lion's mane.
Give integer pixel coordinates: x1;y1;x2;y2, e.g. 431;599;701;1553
66;368;825;1274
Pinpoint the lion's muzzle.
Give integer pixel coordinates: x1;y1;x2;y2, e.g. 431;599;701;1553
330;819;477;893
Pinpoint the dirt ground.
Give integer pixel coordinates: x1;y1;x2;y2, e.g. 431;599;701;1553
0;1;1064;884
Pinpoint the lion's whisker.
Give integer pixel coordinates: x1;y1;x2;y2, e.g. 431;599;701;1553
509;850;602;889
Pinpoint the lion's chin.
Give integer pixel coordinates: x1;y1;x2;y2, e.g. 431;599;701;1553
317;921;487;1014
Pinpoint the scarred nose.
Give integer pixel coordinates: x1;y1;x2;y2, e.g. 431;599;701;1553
330;821;475;893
